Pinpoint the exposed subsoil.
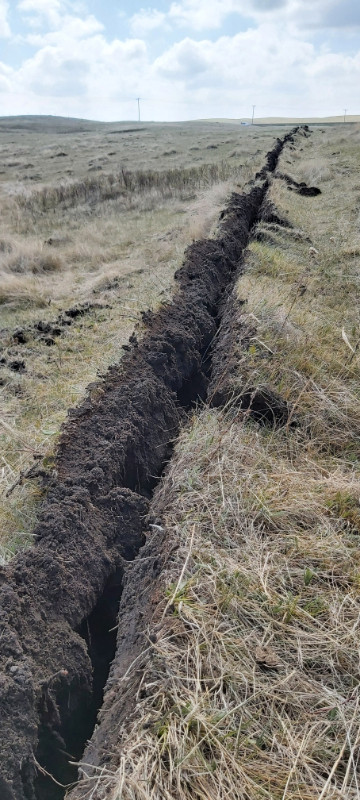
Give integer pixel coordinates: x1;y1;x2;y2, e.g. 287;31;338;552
0;127;306;800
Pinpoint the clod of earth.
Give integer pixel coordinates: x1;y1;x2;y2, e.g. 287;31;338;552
8;359;26;373
276;171;321;196
258;198;292;228
0;303;110;360
13;329;28;345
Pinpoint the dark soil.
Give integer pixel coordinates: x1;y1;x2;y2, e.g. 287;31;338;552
258;198;292;228
13;328;28;344
7;359;26;373
55;183;267;497
0;487;148;800
276;171;321;196
254;126;307;181
296;184;321;197
0;303;110;373
0;302;108;349
0;128;304;800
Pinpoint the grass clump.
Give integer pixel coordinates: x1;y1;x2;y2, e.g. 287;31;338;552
0;275;48;307
16;161;244;214
6;251;63;274
236;136;360;460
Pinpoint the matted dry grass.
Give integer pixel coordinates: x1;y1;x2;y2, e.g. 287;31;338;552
77;410;360;800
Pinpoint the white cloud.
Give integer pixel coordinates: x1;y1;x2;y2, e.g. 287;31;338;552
151;25;357;117
130;1;360;35
168;0;235;30
0;0;10;37
20;51;89;96
154;26;313;87
18;0;63;26
0;1;359;121
130;9;167;36
11;30;148;112
26;14;104;46
18;0;62;10
310;0;360;28
247;0;360;30
154;37;210;77
17;0;97;30
130;0;292;34
129;1;254;35
1;2;149;118
0;60;12;91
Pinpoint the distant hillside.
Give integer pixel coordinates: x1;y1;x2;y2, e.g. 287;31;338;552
256;114;359;125
0;114;358;134
208;115;360;125
0;115;115;133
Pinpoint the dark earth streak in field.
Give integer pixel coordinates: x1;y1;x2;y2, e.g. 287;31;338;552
0;128;307;800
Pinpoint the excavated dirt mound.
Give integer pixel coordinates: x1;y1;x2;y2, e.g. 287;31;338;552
254;126;308;181
0;128;303;800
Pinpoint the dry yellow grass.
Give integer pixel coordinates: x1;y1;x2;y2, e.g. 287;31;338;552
71;125;360;799
75;406;360;798
0;120;278;561
3;120;360;798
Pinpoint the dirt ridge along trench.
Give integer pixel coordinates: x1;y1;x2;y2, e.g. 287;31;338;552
0;127;302;800
207;286;293;425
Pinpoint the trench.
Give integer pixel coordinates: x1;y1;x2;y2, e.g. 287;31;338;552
33;286;226;799
32;357;214;800
34;570;125;800
0;127;306;800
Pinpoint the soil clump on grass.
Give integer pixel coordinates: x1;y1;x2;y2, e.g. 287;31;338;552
276;170;322;196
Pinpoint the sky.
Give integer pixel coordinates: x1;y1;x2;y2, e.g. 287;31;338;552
0;0;359;121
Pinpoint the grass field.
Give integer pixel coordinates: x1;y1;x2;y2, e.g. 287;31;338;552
80;123;360;800
0;117;280;560
1;116;360;799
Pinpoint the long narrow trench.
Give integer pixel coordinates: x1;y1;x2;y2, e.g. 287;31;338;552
33;271;240;799
33;360;215;800
0;127;307;800
33;570;124;799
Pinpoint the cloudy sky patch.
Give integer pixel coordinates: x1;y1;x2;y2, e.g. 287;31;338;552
0;0;358;120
